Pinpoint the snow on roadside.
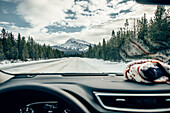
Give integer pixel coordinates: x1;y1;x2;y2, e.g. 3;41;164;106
80;58;126;73
0;58;66;70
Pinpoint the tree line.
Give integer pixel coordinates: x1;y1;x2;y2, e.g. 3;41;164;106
84;5;169;62
0;29;64;61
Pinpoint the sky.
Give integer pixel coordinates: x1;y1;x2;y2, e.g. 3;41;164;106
0;0;161;45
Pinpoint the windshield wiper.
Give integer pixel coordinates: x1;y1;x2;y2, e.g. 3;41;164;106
0;70;123;78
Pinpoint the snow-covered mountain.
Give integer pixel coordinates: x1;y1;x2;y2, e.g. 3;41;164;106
52;38;94;54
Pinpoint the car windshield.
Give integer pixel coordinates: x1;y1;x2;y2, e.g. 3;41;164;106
0;0;169;74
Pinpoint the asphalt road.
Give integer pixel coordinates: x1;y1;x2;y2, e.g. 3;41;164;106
1;57;102;73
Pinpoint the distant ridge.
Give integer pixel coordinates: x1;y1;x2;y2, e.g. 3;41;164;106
52;38;94;55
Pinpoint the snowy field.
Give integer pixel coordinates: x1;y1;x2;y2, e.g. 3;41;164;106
0;57;126;74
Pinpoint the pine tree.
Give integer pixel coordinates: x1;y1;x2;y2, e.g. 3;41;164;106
34;44;39;60
38;44;43;59
124;19;129;33
3;33;13;59
138;13;148;40
111;30;115;38
30;38;35;60
0;41;4;60
1;28;6;38
102;39;106;60
96;42;102;59
9;47;19;60
47;45;54;59
148;5;169;45
17;33;22;59
133;19;137;38
9;32;16;47
21;37;29;61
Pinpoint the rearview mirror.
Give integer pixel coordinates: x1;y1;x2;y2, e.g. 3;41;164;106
136;0;170;5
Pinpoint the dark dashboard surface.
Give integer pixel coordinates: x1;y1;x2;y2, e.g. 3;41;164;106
1;75;170;113
4;75;170;91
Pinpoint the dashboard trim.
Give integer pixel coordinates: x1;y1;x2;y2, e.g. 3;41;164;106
26;101;58;107
94;91;170;112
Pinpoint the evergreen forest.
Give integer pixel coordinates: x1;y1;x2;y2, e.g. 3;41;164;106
0;29;64;61
84;5;169;62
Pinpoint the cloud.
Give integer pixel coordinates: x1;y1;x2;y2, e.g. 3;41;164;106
2;9;8;14
16;0;74;27
0;21;11;25
45;25;85;33
1;0;165;46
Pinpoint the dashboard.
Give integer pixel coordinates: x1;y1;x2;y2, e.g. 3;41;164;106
0;74;170;113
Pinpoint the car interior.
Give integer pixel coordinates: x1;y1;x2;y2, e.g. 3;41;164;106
0;0;169;113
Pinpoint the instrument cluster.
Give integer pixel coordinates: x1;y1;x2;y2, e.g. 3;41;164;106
18;101;71;113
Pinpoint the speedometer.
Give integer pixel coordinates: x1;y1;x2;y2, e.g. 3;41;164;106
19;107;35;113
19;101;58;113
18;101;72;113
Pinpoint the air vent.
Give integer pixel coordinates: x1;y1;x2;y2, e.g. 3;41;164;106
94;92;170;112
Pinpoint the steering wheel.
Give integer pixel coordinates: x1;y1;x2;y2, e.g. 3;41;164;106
0;83;90;113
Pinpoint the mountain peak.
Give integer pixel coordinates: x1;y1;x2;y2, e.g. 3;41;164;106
52;38;94;54
65;38;91;46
